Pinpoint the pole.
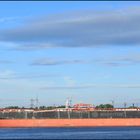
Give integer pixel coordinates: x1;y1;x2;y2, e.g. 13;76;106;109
67;109;70;119
36;96;39;109
124;102;127;118
25;111;27;119
88;111;90;118
30;99;34;109
57;109;60;119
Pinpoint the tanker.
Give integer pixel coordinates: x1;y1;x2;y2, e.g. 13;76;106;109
1;108;140;127
1;118;140;128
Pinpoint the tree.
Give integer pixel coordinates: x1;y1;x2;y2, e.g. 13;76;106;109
95;104;114;109
39;106;47;110
39;105;66;110
57;105;65;108
46;106;56;110
128;106;138;109
5;106;20;109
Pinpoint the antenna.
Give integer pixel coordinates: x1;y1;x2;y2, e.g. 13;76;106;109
35;95;39;109
30;98;34;109
110;100;115;108
69;97;72;107
65;97;72;109
132;103;135;108
124;102;127;108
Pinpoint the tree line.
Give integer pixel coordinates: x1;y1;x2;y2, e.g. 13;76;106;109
3;103;138;110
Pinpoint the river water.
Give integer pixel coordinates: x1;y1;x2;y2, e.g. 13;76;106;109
0;127;140;139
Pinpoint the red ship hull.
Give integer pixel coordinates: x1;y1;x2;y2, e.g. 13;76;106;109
0;118;140;128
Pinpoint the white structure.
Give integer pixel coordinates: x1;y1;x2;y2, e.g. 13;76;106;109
65;98;71;109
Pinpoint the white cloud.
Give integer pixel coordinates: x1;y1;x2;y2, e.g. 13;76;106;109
41;83;140;90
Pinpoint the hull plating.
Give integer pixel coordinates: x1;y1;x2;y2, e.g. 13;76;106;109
0;119;140;128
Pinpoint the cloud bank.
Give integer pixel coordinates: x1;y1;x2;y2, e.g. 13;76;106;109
31;53;140;67
41;84;140;90
31;58;88;66
40;84;140;90
0;7;140;48
0;70;59;80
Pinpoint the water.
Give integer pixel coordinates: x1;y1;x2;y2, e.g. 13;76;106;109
0;127;140;139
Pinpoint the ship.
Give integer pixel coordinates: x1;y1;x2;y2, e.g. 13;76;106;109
1;103;140;127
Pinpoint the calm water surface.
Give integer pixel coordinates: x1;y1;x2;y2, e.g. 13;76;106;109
0;127;140;139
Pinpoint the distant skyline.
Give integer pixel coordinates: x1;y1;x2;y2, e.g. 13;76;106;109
0;1;140;107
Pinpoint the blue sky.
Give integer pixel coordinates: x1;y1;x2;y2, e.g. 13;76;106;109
0;1;140;107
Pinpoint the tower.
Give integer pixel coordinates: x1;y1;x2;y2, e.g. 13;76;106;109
65;98;70;109
35;96;39;109
30;98;34;109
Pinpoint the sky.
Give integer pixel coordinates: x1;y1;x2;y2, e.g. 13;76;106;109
0;1;140;107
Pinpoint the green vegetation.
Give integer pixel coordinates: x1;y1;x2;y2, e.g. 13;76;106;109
39;106;47;110
4;105;66;110
5;106;20;109
5;104;139;110
95;104;114;109
128;106;138;109
39;105;66;110
57;105;65;108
